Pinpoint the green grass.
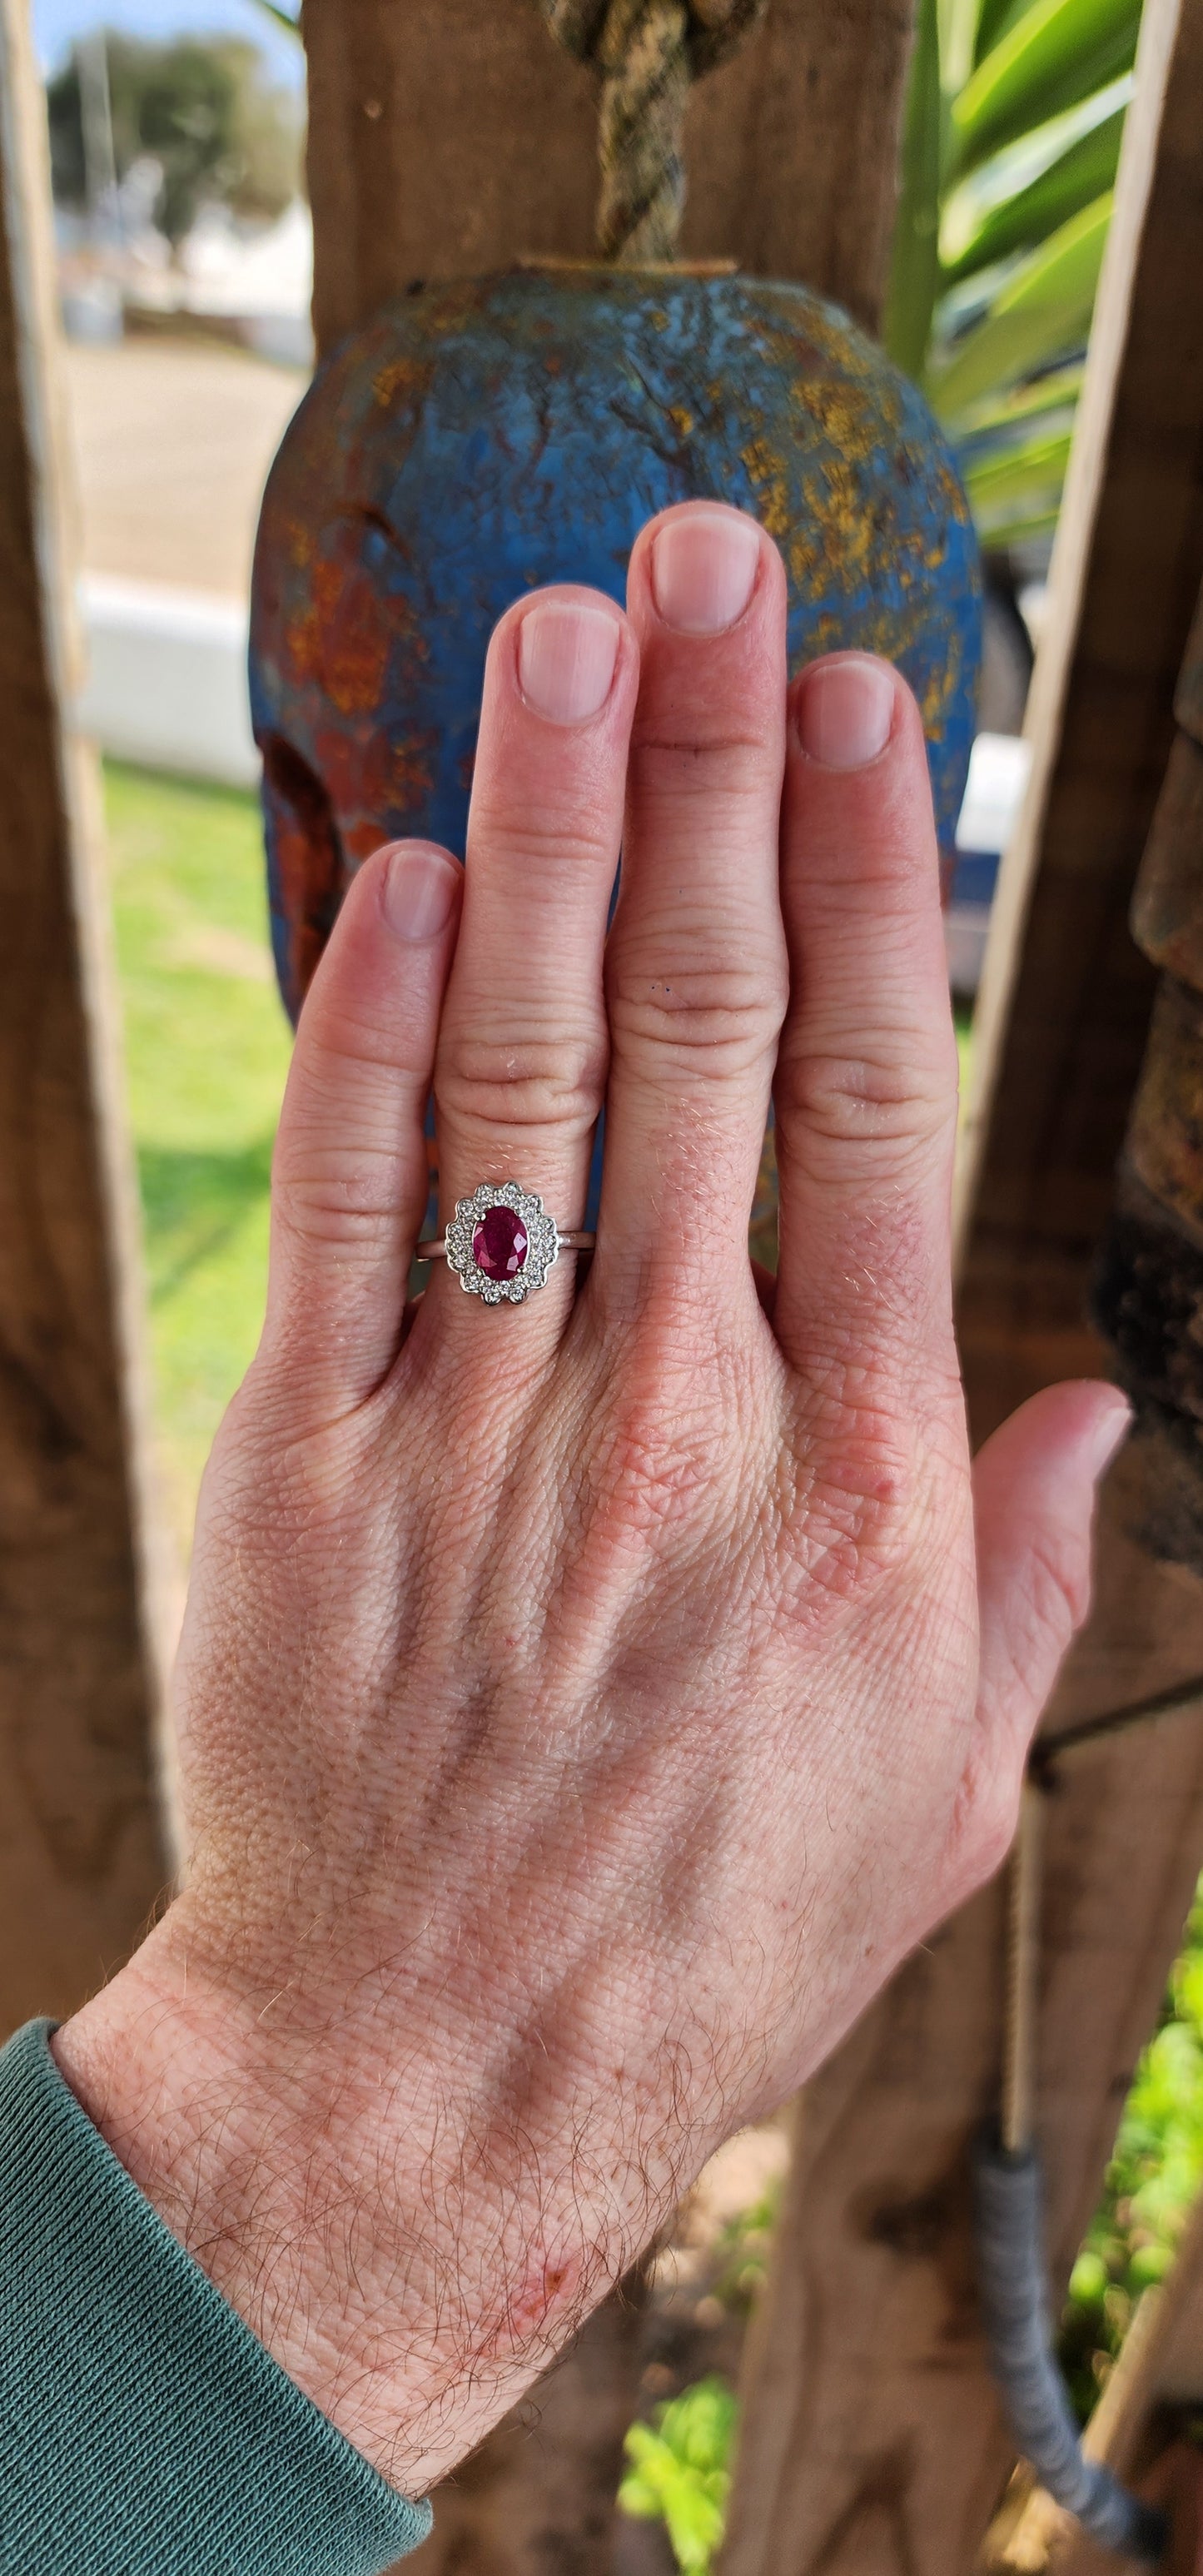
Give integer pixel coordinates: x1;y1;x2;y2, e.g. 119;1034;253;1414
105;761;292;1557
616;1928;1203;2576
1061;1888;1203;2415
620;2379;737;2575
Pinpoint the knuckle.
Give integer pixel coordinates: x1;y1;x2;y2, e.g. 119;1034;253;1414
202;1405;367;1556
590;1368;716;1548
945;1725;1021;1897
997;1523;1091;1716
304;1021;422;1083
629;732;773;798
437;1022;609;1137
470;808;617;878
1027;1518;1093;1640
276;1142;406;1251
778;1044;953;1171
609;949;786;1079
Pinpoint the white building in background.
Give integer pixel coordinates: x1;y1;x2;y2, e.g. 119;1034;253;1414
173;199;314;367
74;570;1030;997
61;193;315;367
77;575;258;788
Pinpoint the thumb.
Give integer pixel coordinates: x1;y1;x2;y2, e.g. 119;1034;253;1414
973;1380;1131;1762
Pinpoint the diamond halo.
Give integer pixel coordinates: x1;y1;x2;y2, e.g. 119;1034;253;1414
445;1181;560;1305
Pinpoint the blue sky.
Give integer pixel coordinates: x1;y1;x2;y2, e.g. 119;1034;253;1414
32;0;304;84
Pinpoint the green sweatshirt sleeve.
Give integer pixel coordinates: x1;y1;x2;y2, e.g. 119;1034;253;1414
0;2019;431;2576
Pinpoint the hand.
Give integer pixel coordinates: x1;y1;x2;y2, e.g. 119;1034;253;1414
55;502;1126;2494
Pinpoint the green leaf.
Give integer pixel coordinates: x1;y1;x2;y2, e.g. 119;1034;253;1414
883;0;945;375
974;0;1034;65
938;0;983;99
929;186;1111;419
967;496;1062;545
952;356;1083;434
1069;2248;1110;2304
962;421;1073;535
942;97;1122;276
247;0;302;31
950;0;1139;175
618;2381;738;2576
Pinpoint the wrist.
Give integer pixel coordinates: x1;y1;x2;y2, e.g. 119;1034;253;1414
50;1905;633;2491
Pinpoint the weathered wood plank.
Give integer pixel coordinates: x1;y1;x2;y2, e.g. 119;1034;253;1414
723;2;1203;2569
297;7;922;2571
1177;588;1203;748
302;0;917;355
0;0;169;2036
954;0;1203;1330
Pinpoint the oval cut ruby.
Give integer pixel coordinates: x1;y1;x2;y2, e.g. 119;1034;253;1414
473;1206;529;1281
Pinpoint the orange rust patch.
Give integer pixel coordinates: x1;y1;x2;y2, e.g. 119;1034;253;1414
742;436;790;540
372;354;435;412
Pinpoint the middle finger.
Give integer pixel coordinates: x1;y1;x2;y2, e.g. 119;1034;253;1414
599;503;789;1314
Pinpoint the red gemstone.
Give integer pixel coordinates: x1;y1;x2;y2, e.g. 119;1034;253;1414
473;1205;529;1281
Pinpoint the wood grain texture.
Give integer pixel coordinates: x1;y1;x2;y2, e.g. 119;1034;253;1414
954;0;1203;1340
723;1448;1203;2576
723;2;1203;2570
1177;586;1203;747
302;0;917;354
1130;729;1203;987
299;8;919;2569
0;0;168;2036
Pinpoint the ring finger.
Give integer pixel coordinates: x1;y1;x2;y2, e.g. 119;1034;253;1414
422;585;638;1361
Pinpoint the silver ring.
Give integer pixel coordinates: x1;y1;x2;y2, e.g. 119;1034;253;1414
416;1181;594;1304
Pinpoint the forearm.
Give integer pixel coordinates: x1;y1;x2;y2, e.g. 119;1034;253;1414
50;1899;662;2494
0;2012;430;2576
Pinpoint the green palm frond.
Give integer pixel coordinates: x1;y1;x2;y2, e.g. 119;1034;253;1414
930;189;1111;419
883;0;945;375
962;422;1073;539
887;0;1141;551
247;0;301;33
950;0;1138;177
941;90;1124;277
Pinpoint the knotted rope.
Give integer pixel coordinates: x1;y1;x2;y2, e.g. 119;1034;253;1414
536;0;768;263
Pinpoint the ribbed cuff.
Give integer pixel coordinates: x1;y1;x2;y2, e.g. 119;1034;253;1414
0;2018;431;2575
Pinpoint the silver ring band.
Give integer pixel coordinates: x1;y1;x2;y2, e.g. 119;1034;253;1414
416;1181;593;1304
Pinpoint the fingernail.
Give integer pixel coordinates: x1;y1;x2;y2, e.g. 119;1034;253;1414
650;508;760;634
795;656;896;768
380;843;460;941
1086;1393;1133;1484
517;601;620;724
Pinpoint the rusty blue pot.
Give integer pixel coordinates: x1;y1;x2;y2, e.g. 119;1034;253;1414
251;265;980;1030
251;266;979;1256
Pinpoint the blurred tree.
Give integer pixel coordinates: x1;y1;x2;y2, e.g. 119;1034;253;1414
47;32;301;243
222;41;304;221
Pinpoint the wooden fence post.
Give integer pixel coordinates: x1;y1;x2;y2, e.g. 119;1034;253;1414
293;7;921;2568
723;2;1203;2570
301;0;917;356
0;0;170;2036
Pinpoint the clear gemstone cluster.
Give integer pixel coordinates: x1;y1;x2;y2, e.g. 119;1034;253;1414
445;1181;559;1303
